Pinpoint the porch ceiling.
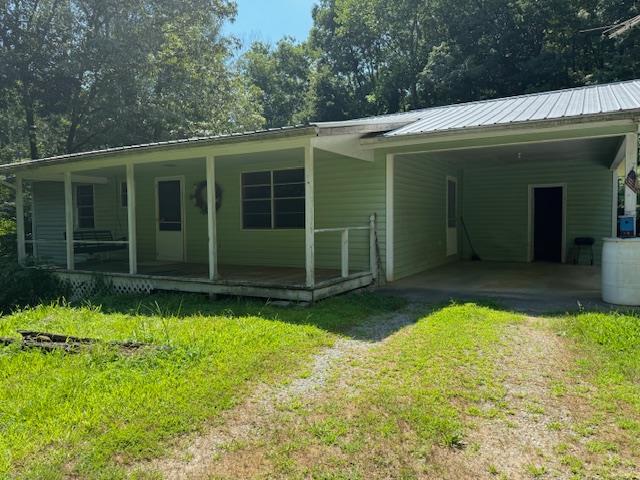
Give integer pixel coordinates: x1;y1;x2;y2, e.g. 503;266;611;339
408;136;621;167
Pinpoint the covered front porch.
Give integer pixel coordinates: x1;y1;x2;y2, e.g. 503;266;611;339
15;133;381;302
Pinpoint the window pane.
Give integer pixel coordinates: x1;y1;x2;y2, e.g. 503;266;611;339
243;199;271;214
273;169;304;184
159;222;181;232
274;183;304;198
78;216;94;229
78;206;93;217
275;212;304;228
275;198;304;214
243;213;271;229
77;185;92;196
242;171;270;186
243;185;271;199
76;185;94;229
77;195;93;206
158;180;181;222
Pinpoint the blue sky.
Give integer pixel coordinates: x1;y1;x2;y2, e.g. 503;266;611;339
224;0;317;49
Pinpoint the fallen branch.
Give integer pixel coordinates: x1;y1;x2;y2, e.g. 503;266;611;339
0;330;167;354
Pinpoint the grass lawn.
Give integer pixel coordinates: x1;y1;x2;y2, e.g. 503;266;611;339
0;293;402;479
2;293;639;480
242;303;520;479
199;303;640;480
549;310;640;478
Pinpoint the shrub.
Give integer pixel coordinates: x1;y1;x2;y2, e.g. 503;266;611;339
0;218;16;257
0;258;68;313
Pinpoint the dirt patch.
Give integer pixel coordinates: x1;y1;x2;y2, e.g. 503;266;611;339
429;317;590;479
133;307;419;480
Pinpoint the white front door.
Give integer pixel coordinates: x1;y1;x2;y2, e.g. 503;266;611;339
446;176;458;256
155;177;185;262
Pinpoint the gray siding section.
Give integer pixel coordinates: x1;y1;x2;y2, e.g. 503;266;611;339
32;178;129;266
32;181;66;265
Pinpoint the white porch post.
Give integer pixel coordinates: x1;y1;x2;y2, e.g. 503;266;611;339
385;154;395;282
369;213;377;279
624;132;638;225
206;155;218;280
304;144;315;287
341;229;349;278
15;175;26;264
126;163;137;274
64;171;74;270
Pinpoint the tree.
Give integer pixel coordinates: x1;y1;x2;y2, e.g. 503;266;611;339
301;0;640;122
239;37;312;128
0;0;264;162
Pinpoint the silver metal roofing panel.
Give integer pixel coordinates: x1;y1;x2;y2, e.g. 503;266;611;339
385;79;640;137
4;78;640;171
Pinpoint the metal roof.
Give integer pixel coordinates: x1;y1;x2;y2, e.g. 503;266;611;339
0;125;316;172
2;78;640;172
384;79;640;137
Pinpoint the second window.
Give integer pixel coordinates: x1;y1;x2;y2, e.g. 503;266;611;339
242;168;305;229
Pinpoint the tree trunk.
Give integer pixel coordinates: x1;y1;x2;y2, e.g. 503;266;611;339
21;85;39;160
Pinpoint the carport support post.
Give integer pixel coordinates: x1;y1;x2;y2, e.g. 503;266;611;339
64;171;74;271
15;175;26;265
206;155;218;280
126;163;137;275
305;144;315;288
385;154;395;282
625;132;638;231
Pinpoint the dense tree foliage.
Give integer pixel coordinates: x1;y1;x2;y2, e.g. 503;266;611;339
0;0;264;162
241;0;640;125
239;38;312;128
1;0;640;163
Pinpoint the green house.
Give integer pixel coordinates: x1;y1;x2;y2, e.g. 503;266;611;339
2;79;639;302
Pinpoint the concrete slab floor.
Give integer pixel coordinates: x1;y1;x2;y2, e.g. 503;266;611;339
378;261;626;314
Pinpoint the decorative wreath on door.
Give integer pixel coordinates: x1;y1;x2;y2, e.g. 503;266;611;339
191;181;222;214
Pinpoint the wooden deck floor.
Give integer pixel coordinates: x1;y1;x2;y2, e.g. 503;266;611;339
75;260;344;286
61;261;374;302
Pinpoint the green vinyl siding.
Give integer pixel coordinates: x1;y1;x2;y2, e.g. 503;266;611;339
216;155;304;267
393;155;460;280
315;149;386;272
461;156;613;265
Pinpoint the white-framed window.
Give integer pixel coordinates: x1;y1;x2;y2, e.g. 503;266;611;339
120;181;128;208
241;168;305;229
76;184;95;229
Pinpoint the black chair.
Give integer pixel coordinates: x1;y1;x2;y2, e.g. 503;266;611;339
571;237;595;265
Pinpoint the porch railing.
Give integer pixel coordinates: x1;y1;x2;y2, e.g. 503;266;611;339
313;214;377;280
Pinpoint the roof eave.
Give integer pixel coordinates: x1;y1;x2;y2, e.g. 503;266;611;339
363;111;640;147
0;125;320;174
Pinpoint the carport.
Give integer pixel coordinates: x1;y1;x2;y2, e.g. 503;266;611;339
368;81;640;306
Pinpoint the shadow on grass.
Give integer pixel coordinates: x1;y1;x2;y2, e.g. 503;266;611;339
77;291;410;341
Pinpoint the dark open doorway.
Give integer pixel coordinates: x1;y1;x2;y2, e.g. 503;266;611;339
533;186;564;263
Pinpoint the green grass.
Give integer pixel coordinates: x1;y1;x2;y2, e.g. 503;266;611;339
552;310;640;477
0;292;402;479
558;311;640;417
263;303;520;478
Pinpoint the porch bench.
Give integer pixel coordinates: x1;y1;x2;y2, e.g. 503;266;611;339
63;230;127;254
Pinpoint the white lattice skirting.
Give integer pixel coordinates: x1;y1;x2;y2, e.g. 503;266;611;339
55;270;374;302
60;272;154;299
